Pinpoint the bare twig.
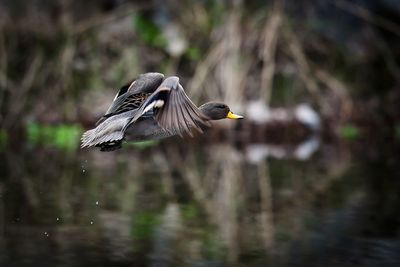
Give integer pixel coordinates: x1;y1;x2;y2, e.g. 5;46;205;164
187;41;225;102
260;0;283;104
72;3;153;35
257;161;275;249
284;28;320;96
330;0;400;36
189;10;252;110
284;26;354;120
5;53;43;128
367;29;400;82
216;12;244;108
314;69;353;119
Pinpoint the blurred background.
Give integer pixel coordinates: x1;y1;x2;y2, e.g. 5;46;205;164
0;0;400;266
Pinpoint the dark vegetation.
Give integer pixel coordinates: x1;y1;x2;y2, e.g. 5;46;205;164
0;1;400;266
0;0;399;150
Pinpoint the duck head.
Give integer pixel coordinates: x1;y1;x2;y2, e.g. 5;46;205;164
199;102;244;120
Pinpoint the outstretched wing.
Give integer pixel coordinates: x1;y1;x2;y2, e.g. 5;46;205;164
103;80;136;117
97;73;164;125
130;76;210;137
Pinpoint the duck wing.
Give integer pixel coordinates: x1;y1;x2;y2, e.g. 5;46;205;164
97;73;164;125
129;76;210;137
81;110;137;148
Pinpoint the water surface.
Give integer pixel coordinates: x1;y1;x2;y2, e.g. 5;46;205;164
0;137;399;267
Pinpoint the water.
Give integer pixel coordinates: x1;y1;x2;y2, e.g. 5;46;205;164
0;137;399;267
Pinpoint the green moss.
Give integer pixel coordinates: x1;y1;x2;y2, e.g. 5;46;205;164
132;15;166;48
339;124;360;140
185;47;201;61
26;122;41;144
181;204;198;220
131;211;160;252
201;230;225;260
26;122;82;151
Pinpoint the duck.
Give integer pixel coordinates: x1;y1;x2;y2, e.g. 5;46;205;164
81;72;243;151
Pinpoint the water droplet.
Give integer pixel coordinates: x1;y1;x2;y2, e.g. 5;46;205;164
90;221;93;225
56;217;60;221
95;201;99;205
81;164;86;173
44;231;49;237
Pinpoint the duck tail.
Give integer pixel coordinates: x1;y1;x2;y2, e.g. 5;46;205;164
80;123;125;150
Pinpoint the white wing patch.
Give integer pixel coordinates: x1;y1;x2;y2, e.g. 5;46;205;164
141;100;165;115
154;100;164;108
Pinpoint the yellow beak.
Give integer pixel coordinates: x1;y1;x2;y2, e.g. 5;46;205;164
226;111;244;119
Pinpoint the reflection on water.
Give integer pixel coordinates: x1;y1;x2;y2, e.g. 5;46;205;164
0;137;399;267
246;136;320;162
